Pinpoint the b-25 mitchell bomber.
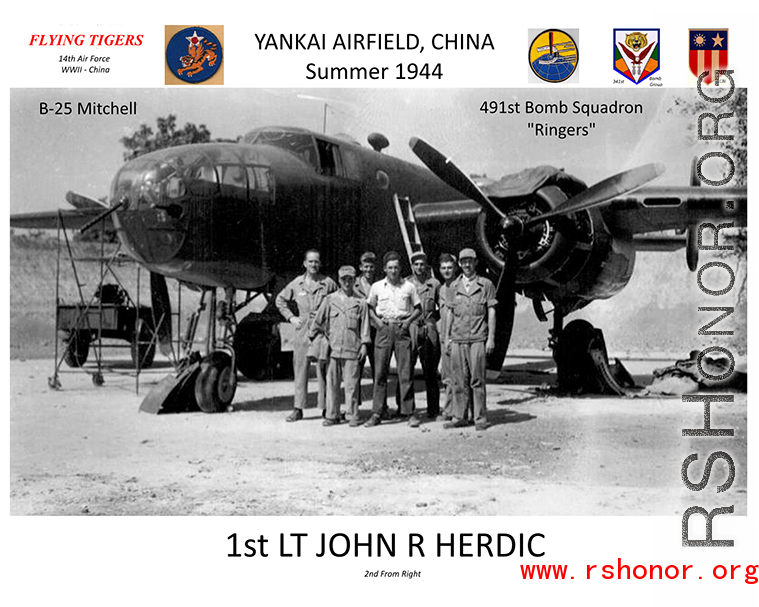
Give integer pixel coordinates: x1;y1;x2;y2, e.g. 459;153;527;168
11;125;746;412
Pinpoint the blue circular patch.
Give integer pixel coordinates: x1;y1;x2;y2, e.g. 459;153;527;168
528;30;578;83
166;27;222;83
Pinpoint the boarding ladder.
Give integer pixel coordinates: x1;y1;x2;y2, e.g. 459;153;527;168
392;194;425;266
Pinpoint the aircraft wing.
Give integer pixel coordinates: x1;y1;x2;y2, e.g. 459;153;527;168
10;191;113;231
10;208;112;231
601;186;746;235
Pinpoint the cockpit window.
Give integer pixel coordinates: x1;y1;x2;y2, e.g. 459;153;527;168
111;145;274;208
246;129;318;170
220;164;246;188
193;164;218;185
248;166;272;192
166;175;186;199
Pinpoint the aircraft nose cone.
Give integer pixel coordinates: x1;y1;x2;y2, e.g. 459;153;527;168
115;208;186;265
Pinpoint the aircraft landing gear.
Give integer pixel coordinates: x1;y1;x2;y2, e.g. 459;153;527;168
195;351;236;413
550;313;634;395
190;288;238;412
140;287;239;414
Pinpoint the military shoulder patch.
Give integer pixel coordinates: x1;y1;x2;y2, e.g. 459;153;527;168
166;26;223;85
613;29;660;84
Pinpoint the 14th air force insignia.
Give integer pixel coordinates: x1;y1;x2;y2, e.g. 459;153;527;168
166;26;223;84
689;29;728;85
529;29;578;83
613;29;659;84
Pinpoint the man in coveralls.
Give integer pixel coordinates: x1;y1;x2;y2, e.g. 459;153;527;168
364;251;422;428
437;252;459;421
275;249;337;422
354;251;377;379
310;265;371;427
444;248;497;431
407;251;442;419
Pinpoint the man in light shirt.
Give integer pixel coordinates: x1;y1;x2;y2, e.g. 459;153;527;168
364;251;422;428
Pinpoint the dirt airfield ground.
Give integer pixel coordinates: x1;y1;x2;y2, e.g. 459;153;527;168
10;354;747;516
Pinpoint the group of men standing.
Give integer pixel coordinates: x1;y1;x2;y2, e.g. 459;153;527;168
274;247;497;431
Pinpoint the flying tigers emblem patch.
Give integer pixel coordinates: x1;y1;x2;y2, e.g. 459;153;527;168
166;26;223;84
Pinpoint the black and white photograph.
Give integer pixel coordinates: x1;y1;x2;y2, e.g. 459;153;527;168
9;87;747;516
4;2;758;605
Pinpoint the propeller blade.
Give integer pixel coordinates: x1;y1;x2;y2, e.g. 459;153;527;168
150;272;173;356
525;163;665;227
410;137;505;218
66;191;109;210
487;249;517;372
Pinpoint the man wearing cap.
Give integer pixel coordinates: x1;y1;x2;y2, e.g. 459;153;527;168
407;251;442;419
437;252;459;421
355;251;377;379
354;251;377;300
310;266;371;427
275;249;337;422
444;248;497;431
364;251;422;428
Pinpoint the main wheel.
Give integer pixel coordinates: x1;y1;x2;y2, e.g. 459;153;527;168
194;352;237;413
554;319;626;395
130;319;156;369
63;331;90;367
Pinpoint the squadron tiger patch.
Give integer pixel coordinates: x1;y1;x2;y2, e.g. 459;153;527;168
613;29;660;84
166;26;223;84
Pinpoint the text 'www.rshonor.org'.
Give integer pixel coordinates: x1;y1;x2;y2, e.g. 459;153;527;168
520;561;757;583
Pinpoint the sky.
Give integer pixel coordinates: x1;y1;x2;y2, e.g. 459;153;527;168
9;87;712;214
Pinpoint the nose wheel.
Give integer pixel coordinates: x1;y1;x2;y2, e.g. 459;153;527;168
195;351;237;412
140;286;240;414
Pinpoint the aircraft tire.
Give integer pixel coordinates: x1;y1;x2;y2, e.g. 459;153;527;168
63;331;90;368
555;319;626;395
194;351;237;413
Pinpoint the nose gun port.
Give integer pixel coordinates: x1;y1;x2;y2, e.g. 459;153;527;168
153;203;185;219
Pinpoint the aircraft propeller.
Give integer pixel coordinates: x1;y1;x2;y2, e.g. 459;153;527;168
522;162;665;228
409;137;506;219
409;137;664;371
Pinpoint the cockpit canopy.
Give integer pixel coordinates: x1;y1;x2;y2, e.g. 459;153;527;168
110;144;272;210
243;127;359;179
243;128;317;169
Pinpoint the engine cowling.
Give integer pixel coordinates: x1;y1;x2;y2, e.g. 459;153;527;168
476;184;636;307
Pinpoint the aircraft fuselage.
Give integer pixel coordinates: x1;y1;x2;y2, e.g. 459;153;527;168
109;126;743;314
111;128;459;293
